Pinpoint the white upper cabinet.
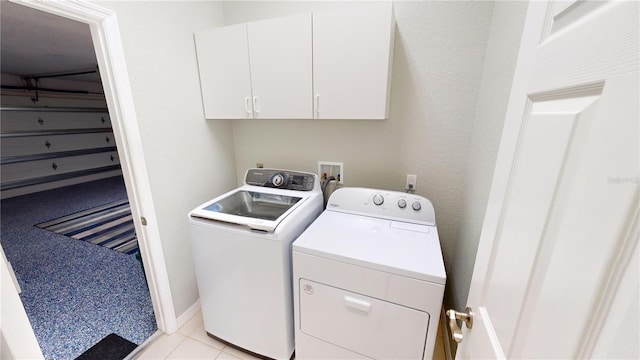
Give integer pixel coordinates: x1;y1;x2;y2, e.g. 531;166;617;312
195;14;312;119
195;24;253;119
248;14;313;119
194;5;395;120
312;2;396;120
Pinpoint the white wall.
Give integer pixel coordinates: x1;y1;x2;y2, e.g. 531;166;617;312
223;0;495;305
86;0;527;322
1;0;528;339
450;0;528;312
92;1;237;317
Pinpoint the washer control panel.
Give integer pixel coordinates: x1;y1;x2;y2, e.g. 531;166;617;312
326;187;436;226
245;168;316;191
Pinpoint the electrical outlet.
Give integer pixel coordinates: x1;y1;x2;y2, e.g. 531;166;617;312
318;161;343;184
405;174;417;191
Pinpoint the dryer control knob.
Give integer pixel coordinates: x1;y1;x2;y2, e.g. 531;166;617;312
373;194;384;205
412;201;422;211
398;199;407;208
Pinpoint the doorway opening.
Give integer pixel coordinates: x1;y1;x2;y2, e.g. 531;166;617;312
0;1;172;358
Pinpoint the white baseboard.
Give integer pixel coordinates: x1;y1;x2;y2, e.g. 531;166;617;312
176;300;201;330
5;260;21;294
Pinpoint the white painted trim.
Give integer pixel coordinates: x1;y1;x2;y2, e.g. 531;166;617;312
176;300;201;330
1;247;44;359
9;0;177;333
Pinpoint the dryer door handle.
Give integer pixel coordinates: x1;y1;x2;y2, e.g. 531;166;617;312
344;295;371;313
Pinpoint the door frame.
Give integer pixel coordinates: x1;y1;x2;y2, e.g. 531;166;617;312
9;0;177;333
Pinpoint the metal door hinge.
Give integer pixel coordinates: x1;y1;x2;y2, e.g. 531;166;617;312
140;217;147;226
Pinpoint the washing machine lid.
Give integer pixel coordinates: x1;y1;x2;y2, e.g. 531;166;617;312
190;185;313;232
293;211;446;284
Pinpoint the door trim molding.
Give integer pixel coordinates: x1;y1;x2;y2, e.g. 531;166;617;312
10;0;177;333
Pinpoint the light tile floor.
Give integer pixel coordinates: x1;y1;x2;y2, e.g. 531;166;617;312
135;310;448;359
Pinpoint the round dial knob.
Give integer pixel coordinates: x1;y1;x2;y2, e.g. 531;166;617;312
272;174;285;187
412;201;422;211
372;194;384;205
397;199;407;208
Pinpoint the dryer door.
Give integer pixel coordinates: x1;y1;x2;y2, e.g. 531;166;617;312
299;279;430;359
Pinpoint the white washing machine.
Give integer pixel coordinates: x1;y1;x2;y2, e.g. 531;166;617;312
189;168;322;359
292;187;446;359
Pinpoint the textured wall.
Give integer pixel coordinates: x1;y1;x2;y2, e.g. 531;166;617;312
90;0;526;322
449;0;528;312
93;1;238;317
224;1;495;301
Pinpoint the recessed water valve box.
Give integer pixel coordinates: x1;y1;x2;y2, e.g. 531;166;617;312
318;161;343;184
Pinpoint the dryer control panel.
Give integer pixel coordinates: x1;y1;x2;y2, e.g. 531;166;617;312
325;187;436;226
245;168;316;191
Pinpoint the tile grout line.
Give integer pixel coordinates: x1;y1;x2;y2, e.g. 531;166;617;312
163;334;190;360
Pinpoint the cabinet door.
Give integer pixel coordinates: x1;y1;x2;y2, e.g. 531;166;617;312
195;24;253;119
247;14;312;119
313;3;395;120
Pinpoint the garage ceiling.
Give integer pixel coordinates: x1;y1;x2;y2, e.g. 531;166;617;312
0;1;99;82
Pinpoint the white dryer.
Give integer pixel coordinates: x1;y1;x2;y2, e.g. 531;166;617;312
189;168;322;359
292;187;446;359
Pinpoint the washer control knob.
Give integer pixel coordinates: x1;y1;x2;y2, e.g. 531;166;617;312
397;199;407;208
412;201;422;211
373;194;384;205
272;174;285;187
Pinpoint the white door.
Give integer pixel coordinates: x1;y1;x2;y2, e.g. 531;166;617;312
450;1;639;358
247;14;312;119
194;23;253;119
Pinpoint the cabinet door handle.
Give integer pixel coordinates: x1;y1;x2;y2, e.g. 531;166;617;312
253;96;259;114
315;94;320;114
244;97;251;114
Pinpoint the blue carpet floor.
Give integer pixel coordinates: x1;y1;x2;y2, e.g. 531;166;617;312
0;176;157;360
